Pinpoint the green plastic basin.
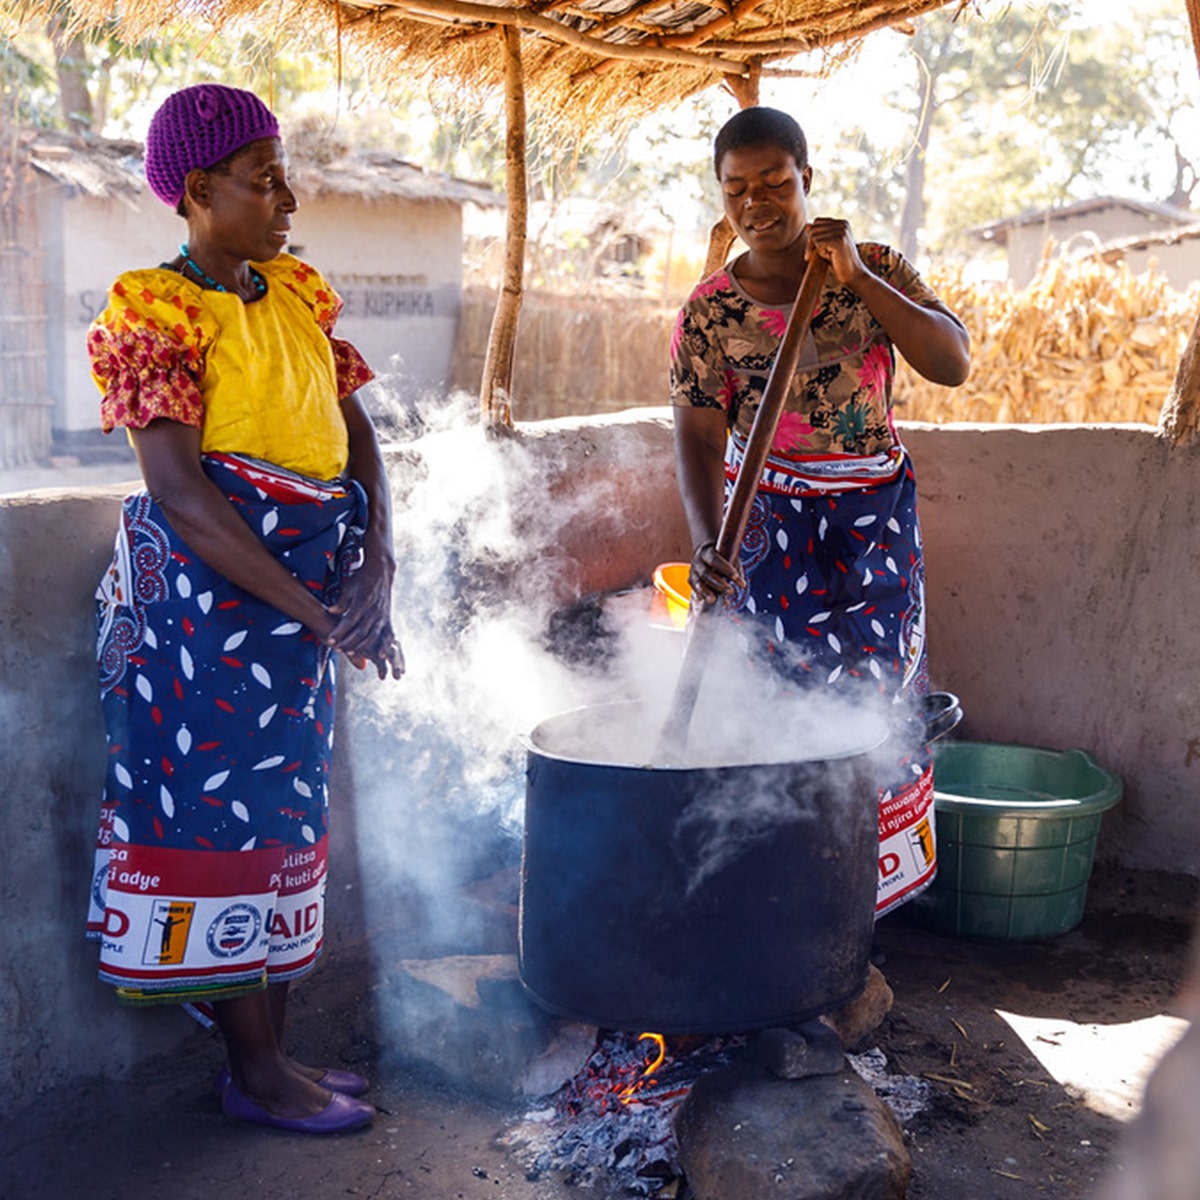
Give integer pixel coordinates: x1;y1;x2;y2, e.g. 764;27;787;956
910;741;1122;941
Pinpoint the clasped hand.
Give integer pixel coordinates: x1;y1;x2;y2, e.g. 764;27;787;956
324;555;404;681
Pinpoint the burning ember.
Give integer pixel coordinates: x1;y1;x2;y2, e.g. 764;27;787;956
617;1033;668;1104
502;1030;743;1196
501;1027;931;1197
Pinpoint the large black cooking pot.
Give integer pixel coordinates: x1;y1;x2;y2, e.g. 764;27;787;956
518;698;896;1034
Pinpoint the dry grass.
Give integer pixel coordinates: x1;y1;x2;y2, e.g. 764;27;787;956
897;257;1197;426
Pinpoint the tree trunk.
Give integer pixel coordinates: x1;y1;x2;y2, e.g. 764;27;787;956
1158;310;1200;447
47;20;94;134
480;25;526;429
898;74;935;261
701;66;761;280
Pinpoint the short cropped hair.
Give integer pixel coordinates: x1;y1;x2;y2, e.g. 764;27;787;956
713;107;809;177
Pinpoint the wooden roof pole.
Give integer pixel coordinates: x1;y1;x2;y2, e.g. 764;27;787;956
1187;0;1200;75
480;23;526;428
701;61;761;278
1158;0;1200;445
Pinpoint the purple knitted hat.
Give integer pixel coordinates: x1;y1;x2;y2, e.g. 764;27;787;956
144;84;280;208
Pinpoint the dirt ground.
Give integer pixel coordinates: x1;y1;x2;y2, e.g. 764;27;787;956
3;863;1195;1200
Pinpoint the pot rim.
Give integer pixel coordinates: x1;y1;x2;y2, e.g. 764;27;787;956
522;697;892;772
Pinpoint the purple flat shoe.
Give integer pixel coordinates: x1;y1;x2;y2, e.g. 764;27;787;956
317;1068;370;1097
213;1066;369;1099
222;1080;374;1134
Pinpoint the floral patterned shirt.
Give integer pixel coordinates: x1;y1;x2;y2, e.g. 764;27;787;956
670;243;942;459
89;253;374;481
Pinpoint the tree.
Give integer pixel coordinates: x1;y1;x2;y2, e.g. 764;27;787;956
813;0;1198;261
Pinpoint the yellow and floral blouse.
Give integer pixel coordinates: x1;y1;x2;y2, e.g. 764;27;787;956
669;243;942;460
88;253;374;481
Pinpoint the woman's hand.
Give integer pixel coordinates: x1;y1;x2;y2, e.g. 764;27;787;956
338;390;404;680
805;217;868;288
327;546;404;680
806;217;970;386
688;539;744;608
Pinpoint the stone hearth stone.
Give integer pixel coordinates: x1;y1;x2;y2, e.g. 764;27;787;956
752;1020;844;1080
674;1062;910;1200
819;965;894;1051
385;953;596;1100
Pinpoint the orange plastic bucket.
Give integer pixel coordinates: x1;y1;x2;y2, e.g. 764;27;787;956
651;562;692;629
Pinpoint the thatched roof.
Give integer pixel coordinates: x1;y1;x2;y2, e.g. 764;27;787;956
22;128;501;207
51;0;969;129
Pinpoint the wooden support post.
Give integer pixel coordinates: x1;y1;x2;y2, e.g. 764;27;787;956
1158;309;1200;447
1187;0;1200;77
701;61;762;280
480;24;527;429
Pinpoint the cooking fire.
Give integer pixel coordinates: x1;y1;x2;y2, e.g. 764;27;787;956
501;1024;928;1197
503;1029;743;1195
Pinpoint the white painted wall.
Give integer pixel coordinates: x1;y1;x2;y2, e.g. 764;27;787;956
49;190;180;440
286;194;465;408
40;185;467;447
1121;241;1200;293
1006;208;1191;286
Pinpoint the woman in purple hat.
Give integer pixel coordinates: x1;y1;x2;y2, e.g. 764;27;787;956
85;84;402;1134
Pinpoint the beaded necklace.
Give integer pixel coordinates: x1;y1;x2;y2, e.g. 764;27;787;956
179;244;267;299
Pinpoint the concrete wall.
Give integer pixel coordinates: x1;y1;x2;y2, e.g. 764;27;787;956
2;413;1197;1108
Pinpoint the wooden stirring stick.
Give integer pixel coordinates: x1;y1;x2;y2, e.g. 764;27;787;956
654;256;830;763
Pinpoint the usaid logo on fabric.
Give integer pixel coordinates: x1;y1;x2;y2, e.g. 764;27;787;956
92;861;109;913
206;903;262;958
